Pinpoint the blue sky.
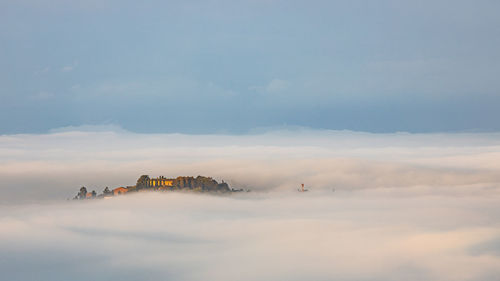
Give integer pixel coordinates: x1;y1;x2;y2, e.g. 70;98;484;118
1;0;500;134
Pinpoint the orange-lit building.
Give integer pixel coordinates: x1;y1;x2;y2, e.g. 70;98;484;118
113;187;128;195
148;176;174;188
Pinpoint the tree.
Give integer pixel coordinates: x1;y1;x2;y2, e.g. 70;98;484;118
78;186;87;199
217;182;230;192
136;175;150;190
103;186;111;195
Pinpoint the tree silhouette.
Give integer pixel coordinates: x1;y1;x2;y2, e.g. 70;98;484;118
103;186;111;195
78;186;87;199
136;175;150;189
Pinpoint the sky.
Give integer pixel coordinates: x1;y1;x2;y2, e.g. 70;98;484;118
1;0;500;134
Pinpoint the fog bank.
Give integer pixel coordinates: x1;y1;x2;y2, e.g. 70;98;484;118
1;192;500;281
2;129;500;280
1;129;500;203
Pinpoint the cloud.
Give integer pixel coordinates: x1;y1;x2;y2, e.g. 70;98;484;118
1;192;500;281
69;77;229;100
32;91;54;99
1;129;500;280
34;66;50;75
61;65;74;72
1;129;500;203
49;124;129;133
61;61;78;72
265;79;290;93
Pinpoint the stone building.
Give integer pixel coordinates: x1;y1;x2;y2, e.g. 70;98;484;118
148;176;174;187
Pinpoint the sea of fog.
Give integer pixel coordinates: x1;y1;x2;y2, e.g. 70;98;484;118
1;129;500;280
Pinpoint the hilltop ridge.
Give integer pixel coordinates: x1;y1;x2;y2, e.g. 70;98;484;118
73;175;243;200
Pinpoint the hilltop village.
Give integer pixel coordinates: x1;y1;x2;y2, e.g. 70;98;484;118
73;175;243;200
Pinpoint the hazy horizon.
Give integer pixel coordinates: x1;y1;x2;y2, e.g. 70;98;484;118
2;128;500;203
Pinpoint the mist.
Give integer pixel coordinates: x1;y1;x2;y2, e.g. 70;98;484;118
1;128;500;202
1;191;500;281
1;129;500;280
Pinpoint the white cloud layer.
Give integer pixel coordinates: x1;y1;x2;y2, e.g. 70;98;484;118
1;192;500;281
1;129;500;202
1;129;500;280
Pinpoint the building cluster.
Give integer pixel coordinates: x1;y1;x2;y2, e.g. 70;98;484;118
147;176;174;188
73;175;233;200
